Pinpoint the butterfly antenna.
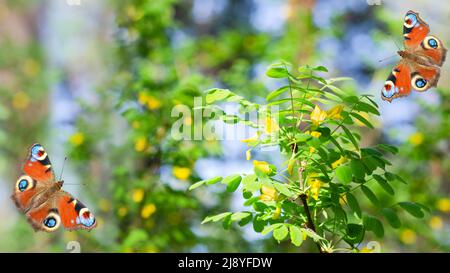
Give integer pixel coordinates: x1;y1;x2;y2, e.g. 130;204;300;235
59;157;67;181
378;54;398;63
389;36;401;51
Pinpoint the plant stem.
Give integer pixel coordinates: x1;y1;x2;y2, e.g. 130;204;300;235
299;193;323;253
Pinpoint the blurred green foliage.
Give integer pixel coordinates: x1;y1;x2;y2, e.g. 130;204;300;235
1;0;448;253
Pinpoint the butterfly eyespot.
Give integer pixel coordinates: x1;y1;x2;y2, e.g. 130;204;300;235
423;36;440;49
411;75;429;91
78;208;96;228
404;13;418;28
31;144;47;161
42;212;61;232
15;175;34;192
382;81;397;98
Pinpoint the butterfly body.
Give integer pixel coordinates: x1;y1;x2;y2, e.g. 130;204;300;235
11;143;96;232
382;11;447;102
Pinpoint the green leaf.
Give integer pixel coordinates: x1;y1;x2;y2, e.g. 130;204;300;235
261;223;284;236
361;185;380;207
350;112;374;129
354;101;380;116
363;215;384;238
346;192;362;218
205;88;231;104
242;174;260;192
381;208;401;228
222;175;242;192
202;212;232;224
289;225;303;247
313;65;328;72
398;202;425;218
205;176;223;185
376;144;398;154
273;225;289;242
266;65;289;78
336;165;352;184
341;125;359;151
350;160;366;179
273;182;294;197
345;224;365;244
231;212;252;222
373;174;395;195
188;180;205;191
266;86;289;101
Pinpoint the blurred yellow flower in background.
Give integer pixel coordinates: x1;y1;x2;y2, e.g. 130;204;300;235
246;149;251;161
141;203;156;219
309;177;322;200
409;132;424;146
310;131;322;138
69;132;85;146
327;105;344;120
12;91;30;110
118;207;128;217
173;166;191;180
429;216;443;230
132;121;140;129
272;206;281;219
253;160;271;174
436;198;450;213
311;105;327;126
146;95;162;110
132;188;145;203
134;136;148;152
331;156;347;169
399;229;417;245
260;185;278;201
265;116;279;134
23;58;40;77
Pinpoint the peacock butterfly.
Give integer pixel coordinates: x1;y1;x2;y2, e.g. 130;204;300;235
11;143;96;232
381;10;447;102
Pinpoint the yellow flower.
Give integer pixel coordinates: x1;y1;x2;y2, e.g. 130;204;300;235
409;132;424;146
265;117;279;134
23;58;40;77
309;179;322;200
287;159;295;175
331;156;347;169
272;206;281;219
118;206;128;217
173;166;191;180
399;229;417;245
310;131;322;138
138;91;150;104
429;216;443;230
260;185;278;201
141;203;156;219
240;135;259;144
134;136;148;152
436;198;450;213
310;105;327;126
309;147;316;153
132;188;145;203
339;194;347;206
132;121;140;129
12;91;30;109
69;132;85;146
246;149;251;161
146;96;162;110
99;199;111;212
253;160;272;175
327;105;344;120
360;247;374;253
